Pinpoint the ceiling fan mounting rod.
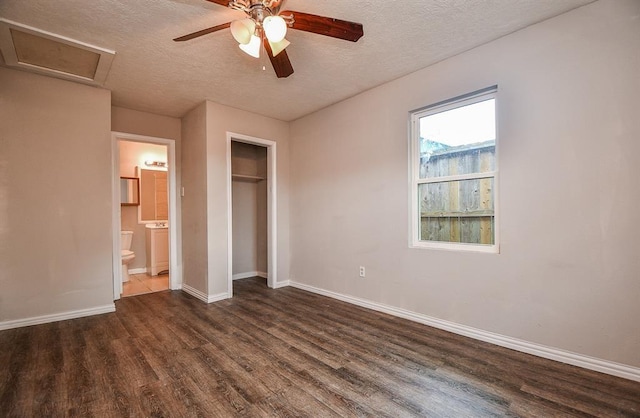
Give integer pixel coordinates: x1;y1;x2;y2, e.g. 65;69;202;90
249;5;268;26
228;0;293;26
229;1;269;20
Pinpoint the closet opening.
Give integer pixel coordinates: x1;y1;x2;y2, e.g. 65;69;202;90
226;132;278;296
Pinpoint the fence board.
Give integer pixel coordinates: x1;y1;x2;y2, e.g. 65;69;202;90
419;145;495;244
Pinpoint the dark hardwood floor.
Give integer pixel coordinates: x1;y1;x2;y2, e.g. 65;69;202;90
1;277;639;417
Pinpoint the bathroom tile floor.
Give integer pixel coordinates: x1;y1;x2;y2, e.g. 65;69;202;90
122;272;169;297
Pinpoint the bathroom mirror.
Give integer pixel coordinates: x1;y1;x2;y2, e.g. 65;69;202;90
120;177;140;206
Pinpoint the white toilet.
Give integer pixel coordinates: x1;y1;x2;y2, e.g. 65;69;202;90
120;231;135;282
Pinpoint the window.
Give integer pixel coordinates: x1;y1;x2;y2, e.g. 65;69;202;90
410;86;498;252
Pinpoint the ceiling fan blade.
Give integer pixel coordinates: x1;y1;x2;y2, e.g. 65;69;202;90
263;35;294;78
173;22;231;42
279;10;364;42
204;0;231;6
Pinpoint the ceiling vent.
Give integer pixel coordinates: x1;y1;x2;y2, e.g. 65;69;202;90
0;19;115;86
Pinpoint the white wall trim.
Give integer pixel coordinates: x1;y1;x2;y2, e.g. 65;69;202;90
233;272;256;280
232;271;268;280
232;271;258;280
112;131;181;298
181;284;208;302
0;304;116;331
207;292;229;303
111;137;122;299
182;284;228;304
128;267;147;275
273;280;290;289
226;132;278;294
289;281;640;382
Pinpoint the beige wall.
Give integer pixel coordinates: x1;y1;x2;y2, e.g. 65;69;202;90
181;101;290;297
232;180;260;275
206;101;290;296
112;106;181;140
231;141;268;276
112;106;181;282
289;0;640;368
2;0;636;376
0;67;113;322
119;141;167;178
181;103;209;293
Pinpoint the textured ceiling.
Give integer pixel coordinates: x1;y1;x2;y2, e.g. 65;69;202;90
0;0;594;121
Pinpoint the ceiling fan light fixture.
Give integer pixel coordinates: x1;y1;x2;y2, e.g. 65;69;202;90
268;38;290;57
239;34;261;58
263;15;287;42
174;4;364;79
230;18;255;44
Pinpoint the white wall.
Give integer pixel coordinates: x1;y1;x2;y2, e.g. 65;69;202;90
0;67;113;324
289;0;640;368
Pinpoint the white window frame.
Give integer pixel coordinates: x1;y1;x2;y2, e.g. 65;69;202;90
409;86;499;253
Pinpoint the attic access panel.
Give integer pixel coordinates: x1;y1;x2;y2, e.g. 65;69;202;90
0;18;115;86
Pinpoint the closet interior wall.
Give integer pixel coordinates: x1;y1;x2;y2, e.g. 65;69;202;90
231;141;268;280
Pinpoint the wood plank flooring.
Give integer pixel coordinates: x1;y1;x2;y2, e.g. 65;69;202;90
1;277;639;417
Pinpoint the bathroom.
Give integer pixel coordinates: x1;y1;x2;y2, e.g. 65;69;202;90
119;139;170;297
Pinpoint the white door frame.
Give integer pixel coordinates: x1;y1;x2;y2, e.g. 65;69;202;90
111;131;180;300
226;132;277;294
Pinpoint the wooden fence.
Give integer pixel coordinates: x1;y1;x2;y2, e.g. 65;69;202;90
420;143;495;245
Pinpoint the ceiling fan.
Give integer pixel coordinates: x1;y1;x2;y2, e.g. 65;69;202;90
174;0;364;78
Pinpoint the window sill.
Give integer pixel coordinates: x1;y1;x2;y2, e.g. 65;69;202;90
410;241;499;254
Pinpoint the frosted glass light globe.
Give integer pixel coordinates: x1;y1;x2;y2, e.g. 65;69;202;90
231;18;256;45
268;38;290;57
263;16;287;42
239;34;261;58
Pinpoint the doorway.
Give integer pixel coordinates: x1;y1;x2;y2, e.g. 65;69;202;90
111;132;180;300
226;132;277;295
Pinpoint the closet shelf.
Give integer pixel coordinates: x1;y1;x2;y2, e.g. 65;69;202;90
232;173;265;182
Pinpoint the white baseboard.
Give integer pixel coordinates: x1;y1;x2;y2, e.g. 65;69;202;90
233;271;258;280
273;280;290;289
0;304;116;331
233;271;268;280
289;281;640;382
207;292;229;303
181;284;208;302
128;267;147;275
182;284;229;304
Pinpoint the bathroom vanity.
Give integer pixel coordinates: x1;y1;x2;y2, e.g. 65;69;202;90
145;224;169;276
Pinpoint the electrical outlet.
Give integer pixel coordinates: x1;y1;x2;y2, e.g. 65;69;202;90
359;266;365;277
